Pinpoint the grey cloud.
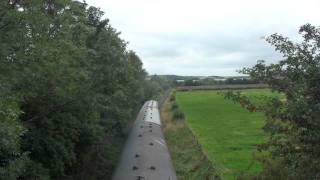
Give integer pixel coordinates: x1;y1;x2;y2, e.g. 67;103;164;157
133;31;282;72
86;0;319;76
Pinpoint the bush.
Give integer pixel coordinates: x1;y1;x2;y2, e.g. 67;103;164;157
173;109;185;120
169;95;175;102
171;102;178;110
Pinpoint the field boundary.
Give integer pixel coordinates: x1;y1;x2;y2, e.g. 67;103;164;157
182;114;225;174
176;84;268;91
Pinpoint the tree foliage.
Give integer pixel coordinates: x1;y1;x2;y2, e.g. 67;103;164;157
225;24;320;179
0;1;162;179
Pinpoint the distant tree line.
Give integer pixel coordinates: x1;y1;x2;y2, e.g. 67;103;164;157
173;77;259;86
0;1;168;179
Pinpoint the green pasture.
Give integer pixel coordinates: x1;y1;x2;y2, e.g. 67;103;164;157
175;89;280;179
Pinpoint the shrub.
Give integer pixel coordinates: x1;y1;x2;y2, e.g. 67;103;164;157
173;109;185;120
171;102;178;110
170;95;175;102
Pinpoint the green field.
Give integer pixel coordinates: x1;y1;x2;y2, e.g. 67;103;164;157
176;89;279;179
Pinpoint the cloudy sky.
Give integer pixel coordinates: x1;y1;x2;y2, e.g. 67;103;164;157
86;0;319;76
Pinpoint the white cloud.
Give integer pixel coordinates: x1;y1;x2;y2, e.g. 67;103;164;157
85;0;320;76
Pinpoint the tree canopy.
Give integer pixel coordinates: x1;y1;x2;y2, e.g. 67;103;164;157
0;1;167;179
225;24;320;179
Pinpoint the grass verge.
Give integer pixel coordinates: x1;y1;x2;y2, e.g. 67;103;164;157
160;93;221;180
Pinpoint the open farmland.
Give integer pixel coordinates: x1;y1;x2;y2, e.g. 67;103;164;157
175;89;280;179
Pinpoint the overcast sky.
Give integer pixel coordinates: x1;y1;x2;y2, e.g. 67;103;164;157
85;0;319;76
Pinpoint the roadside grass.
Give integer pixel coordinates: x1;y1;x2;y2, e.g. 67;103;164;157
175;89;280;179
160;95;221;180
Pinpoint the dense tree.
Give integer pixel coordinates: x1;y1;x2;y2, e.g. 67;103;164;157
0;1;162;179
225;24;320;179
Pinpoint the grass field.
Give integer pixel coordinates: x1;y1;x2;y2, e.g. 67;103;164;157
175;89;279;179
